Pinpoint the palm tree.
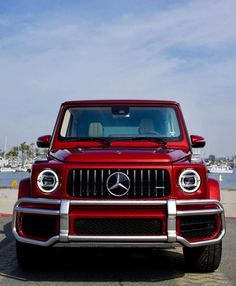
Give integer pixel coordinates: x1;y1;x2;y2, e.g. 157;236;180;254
19;142;30;166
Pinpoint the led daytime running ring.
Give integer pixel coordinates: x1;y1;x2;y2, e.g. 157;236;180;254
179;169;201;193
37;169;59;193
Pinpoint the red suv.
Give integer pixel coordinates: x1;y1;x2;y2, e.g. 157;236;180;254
12;100;225;272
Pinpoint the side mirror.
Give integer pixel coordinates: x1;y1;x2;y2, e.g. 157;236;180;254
37;135;51;148
190;135;206;148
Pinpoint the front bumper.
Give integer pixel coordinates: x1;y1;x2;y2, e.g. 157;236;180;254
12;198;225;248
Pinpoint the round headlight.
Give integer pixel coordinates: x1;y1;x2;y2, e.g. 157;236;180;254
179;169;201;193
37;170;59;193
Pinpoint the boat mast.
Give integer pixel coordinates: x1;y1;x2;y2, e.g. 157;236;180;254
4;136;7;161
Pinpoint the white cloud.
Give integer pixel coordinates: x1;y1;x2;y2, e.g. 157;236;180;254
0;0;235;156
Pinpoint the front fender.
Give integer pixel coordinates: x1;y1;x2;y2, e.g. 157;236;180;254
208;178;221;201
18;178;31;199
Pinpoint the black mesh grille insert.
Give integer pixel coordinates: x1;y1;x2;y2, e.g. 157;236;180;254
74;219;163;235
180;215;216;240
67;169;170;198
21;214;58;239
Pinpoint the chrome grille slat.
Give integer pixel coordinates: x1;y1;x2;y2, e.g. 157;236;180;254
133;170;136;197
154;170;157;197
79;170;82;197
93;170;96;197
141;170;143;197
101;170;104;197
67;169;170;198
148;170;150;197
72;170;76;197
86;170;89;197
162;169;165;197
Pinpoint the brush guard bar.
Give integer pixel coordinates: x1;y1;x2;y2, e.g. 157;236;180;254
12;198;225;248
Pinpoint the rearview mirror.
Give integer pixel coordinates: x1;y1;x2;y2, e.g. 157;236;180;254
190;135;206;148
37;135;51;148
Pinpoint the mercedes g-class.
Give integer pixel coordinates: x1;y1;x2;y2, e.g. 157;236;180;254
12;100;225;272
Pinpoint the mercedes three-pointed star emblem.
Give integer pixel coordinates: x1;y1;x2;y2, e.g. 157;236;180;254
106;172;130;197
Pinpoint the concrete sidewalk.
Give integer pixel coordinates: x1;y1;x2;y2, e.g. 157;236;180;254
219;189;236;218
0;187;236;217
0;188;18;216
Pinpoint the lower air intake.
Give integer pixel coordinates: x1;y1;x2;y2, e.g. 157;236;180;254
74;219;163;235
180;215;216;240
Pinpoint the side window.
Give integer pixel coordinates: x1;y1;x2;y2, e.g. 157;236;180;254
167;109;180;137
60;110;72;137
60;110;80;137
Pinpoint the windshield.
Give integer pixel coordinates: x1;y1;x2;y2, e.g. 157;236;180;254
59;106;182;141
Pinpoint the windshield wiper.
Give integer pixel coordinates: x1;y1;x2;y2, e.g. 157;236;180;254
64;137;111;146
131;137;167;146
63;136;166;146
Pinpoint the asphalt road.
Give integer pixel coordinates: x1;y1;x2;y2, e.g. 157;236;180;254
0;217;235;286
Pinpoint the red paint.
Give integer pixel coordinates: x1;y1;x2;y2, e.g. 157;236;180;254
0;213;12;217
208;178;221;200
50;147;190;164
18;177;31;199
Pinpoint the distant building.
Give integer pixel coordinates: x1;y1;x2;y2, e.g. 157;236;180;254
209;155;216;162
0;157;8;167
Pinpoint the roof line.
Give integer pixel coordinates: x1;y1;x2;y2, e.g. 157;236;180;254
62;99;179;106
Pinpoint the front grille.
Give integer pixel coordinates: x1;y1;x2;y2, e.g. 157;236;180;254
67;169;170;198
74;219;163;235
180;215;216;240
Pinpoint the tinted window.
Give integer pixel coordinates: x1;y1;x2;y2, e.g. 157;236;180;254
60;106;181;141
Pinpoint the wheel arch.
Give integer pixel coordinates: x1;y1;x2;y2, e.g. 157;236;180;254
207;177;221;201
18;177;31;199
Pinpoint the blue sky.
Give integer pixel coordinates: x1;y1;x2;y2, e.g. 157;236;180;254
0;0;235;157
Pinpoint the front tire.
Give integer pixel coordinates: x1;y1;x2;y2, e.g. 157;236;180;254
16;241;51;271
183;241;222;272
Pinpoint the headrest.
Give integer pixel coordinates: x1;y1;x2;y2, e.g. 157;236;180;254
139;118;155;134
88;122;103;137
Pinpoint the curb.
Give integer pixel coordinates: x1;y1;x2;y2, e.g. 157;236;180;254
0;213;12;217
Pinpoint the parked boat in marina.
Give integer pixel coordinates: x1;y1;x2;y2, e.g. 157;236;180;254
208;164;234;174
0;167;16;173
0;165;31;173
15;166;28;172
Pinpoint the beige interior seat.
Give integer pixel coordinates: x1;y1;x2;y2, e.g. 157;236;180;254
139;118;155;134
88;122;104;137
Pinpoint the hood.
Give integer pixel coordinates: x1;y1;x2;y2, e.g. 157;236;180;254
50;147;190;164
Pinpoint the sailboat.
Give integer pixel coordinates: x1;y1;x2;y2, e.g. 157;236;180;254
208;164;234;174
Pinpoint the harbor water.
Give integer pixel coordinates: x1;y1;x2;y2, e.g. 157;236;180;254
209;172;236;189
0;172;30;188
0;170;236;189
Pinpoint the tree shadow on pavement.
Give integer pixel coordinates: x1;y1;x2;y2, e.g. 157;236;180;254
0;217;13;249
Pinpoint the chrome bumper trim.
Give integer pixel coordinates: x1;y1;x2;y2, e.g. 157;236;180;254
167;200;177;242
12;198;225;248
68;235;167;241
59;200;70;242
53;242;181;248
15;206;60;216
177;209;223;216
70;200;167;206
